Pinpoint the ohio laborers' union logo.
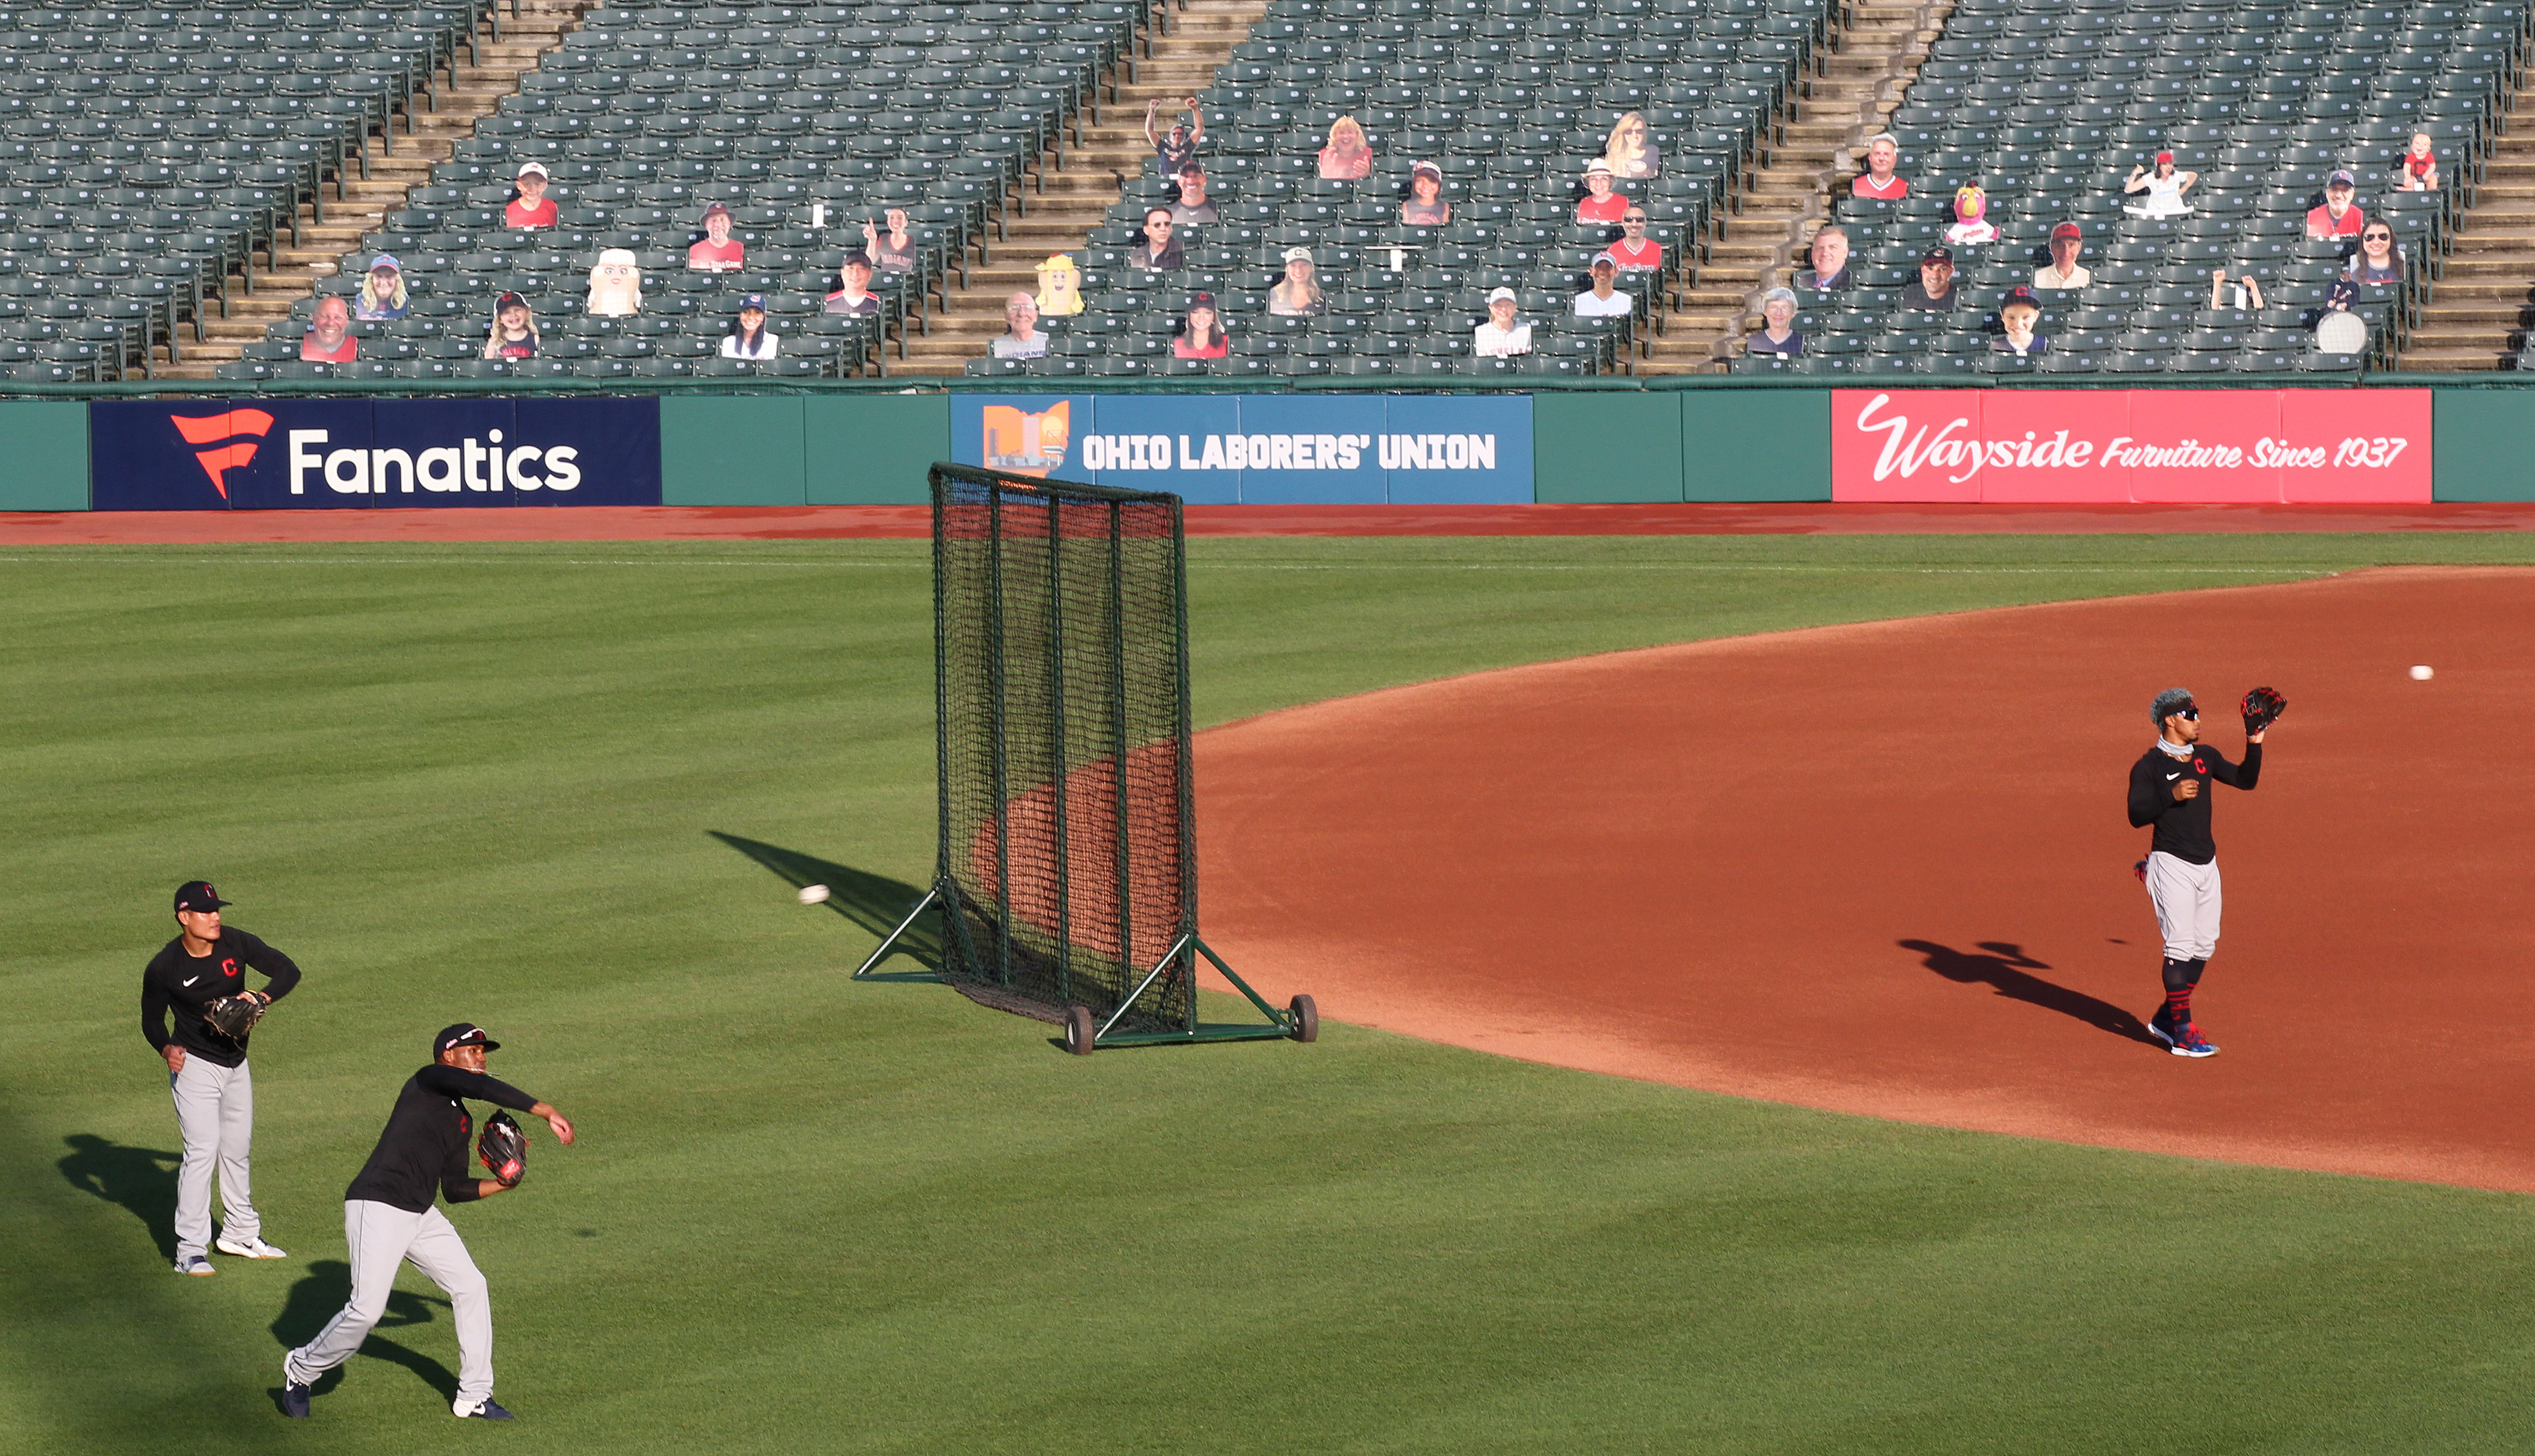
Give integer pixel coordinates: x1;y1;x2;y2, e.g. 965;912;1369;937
980;402;1069;478
169;410;276;500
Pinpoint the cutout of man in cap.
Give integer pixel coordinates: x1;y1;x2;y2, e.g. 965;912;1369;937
1900;244;1959;311
688;204;745;271
1169;162;1219;226
1473;286;1532;357
823;252;881;315
2306;169;2366;239
1572;252;1632;317
2034;222;2092;290
142;881;303;1275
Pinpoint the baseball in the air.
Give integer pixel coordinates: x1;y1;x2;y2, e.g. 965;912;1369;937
798;884;831;904
2410;665;2435;681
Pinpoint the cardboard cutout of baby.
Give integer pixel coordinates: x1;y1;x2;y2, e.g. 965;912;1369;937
1034;254;1084;317
587;248;643;316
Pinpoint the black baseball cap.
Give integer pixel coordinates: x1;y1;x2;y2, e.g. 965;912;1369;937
435;1023;502;1056
174;880;231;913
1923;244;1954;264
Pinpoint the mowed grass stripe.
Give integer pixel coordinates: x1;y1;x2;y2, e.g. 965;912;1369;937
2;534;2531;1455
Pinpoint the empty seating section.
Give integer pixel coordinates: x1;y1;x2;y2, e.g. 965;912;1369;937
1737;0;2531;376
966;0;1839;378
222;0;1154;380
0;0;477;382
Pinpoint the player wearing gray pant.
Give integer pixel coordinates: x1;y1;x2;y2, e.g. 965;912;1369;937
141;881;302;1273
284;1024;575;1421
2125;687;2267;1057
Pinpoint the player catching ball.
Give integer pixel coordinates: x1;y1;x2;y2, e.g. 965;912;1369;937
2125;686;2284;1057
282;1024;575;1421
141;881;302;1274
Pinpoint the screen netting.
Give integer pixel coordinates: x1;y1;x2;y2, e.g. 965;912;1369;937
931;464;1196;1035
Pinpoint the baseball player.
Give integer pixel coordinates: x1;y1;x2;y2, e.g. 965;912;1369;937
283;1024;575;1421
141;881;301;1274
2126;687;2279;1056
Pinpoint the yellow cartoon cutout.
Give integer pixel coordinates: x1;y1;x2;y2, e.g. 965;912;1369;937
1033;254;1084;317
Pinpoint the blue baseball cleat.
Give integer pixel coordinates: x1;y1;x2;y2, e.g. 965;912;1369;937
459;1399;515;1420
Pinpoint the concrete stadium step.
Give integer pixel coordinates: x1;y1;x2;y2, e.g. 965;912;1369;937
2397;82;2535;372
885;0;1274;376
152;0;598;378
1641;0;1951;373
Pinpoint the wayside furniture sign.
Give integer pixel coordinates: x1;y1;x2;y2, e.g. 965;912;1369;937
950;393;1533;503
1829;389;2431;503
90;398;663;510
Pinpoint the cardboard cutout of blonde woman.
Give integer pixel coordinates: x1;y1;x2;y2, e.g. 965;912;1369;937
1602;111;1660;179
586;248;643;317
1033;253;1085;317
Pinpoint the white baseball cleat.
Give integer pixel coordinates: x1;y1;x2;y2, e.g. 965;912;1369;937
174;1255;217;1276
215;1234;288;1259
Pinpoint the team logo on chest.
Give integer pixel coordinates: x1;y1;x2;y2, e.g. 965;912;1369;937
2192;758;2206;775
222;959;240;978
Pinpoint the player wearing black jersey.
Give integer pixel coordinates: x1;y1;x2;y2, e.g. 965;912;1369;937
282;1024;575;1421
141;881;302;1275
2126;687;2266;1057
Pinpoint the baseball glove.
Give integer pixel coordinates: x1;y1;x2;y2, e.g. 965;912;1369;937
478;1111;527;1188
2241;685;2288;734
201;992;268;1040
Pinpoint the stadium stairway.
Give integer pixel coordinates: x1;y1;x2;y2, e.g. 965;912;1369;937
891;0;1271;374
1640;0;1949;371
2401;70;2535;369
154;0;596;378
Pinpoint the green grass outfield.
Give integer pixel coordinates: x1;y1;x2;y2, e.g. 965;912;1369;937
6;532;2534;1455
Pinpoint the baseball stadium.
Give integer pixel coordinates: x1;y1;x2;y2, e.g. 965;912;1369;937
10;0;2535;1445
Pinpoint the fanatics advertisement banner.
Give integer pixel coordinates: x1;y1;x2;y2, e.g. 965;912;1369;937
1828;389;2432;504
90;398;663;510
949;393;1533;503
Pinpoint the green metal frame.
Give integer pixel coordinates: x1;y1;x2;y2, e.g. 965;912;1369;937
849;462;1299;1051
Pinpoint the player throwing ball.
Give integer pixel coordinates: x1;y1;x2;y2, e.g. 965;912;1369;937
282;1024;575;1421
2126;686;2283;1057
142;881;301;1274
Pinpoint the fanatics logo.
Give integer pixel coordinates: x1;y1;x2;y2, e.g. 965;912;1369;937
169;411;276;500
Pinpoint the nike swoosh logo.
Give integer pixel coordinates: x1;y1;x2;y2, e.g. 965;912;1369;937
2164;772;2181;780
183;976;200;986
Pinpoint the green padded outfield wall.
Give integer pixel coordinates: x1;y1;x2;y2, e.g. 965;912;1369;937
0;401;92;510
661;397;809;505
805;394;950;504
1681;388;1832;501
659;394;950;505
2431;389;2535;501
1532;393;1686;501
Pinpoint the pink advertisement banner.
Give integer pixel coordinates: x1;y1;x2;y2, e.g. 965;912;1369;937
1830;389;2431;504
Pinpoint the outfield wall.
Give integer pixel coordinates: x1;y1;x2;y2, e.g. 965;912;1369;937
4;386;2532;508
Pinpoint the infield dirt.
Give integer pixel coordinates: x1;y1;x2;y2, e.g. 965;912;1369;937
1196;567;2535;1191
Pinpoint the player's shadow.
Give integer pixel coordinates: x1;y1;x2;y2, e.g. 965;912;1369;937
1899;939;2159;1046
57;1133;181;1260
709;831;941;979
268;1259;457;1412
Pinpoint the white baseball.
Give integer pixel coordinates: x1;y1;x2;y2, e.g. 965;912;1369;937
2409;665;2434;681
798;884;831;904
